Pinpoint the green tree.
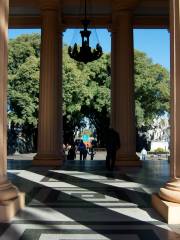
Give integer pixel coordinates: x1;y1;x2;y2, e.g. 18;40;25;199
7;34;170;151
8;34;40;152
63;45;88;143
80;54;111;146
134;50;170;128
134;50;170;150
62;46;110;145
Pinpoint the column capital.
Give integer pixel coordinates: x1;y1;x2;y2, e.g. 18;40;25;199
61;26;68;34
111;10;133;33
112;0;140;13
39;0;61;11
40;0;63;30
112;9;133;20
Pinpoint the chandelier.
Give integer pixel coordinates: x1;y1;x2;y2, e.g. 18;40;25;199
68;0;103;64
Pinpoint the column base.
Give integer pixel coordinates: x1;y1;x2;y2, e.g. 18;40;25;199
115;153;141;166
159;179;180;203
33;153;65;166
0;192;25;222
152;193;180;224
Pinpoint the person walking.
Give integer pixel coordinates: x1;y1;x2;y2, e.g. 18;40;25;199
67;144;76;160
141;148;147;160
88;147;96;160
105;127;120;170
78;140;86;161
83;146;88;160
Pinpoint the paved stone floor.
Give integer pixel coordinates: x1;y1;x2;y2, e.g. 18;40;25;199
1;159;180;240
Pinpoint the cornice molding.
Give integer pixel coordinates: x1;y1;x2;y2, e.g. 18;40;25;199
9;15;169;29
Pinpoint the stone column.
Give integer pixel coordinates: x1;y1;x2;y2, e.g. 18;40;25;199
0;0;24;222
33;0;64;166
152;0;180;224
111;4;140;166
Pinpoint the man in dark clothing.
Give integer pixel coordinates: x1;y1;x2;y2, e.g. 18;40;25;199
78;140;86;161
105;128;120;170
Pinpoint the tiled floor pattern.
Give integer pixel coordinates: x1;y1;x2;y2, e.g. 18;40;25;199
1;160;180;240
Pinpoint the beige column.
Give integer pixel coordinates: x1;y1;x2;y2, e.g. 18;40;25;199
33;0;64;166
152;0;180;224
0;0;24;222
111;4;140;166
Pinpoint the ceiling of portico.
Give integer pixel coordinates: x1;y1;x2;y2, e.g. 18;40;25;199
9;0;169;28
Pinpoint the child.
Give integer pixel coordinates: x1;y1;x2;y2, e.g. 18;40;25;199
67;145;76;160
88;147;96;160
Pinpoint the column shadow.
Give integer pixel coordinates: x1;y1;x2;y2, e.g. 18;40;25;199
7;171;179;240
29;168;151;209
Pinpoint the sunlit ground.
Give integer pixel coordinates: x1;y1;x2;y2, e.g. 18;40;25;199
1;156;180;240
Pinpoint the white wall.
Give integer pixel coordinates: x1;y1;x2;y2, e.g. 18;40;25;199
150;141;169;151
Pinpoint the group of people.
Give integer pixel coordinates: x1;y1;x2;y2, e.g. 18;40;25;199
63;127;121;171
64;127;148;171
64;140;96;161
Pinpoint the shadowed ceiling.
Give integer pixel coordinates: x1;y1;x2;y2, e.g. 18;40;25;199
9;0;169;28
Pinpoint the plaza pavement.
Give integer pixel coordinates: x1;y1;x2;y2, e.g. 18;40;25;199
1;153;179;240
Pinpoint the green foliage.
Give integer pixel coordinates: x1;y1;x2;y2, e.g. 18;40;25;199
63;45;87;118
134;50;170;127
62;45;111;144
8;34;170;149
8;34;40;153
8;34;40;126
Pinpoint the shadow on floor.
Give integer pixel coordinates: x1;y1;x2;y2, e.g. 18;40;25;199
4;160;178;240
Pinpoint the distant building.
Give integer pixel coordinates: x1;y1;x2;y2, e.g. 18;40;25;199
150;141;169;152
147;116;170;151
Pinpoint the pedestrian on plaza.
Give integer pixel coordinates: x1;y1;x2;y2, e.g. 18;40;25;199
141;148;147;160
83;146;88;160
67;144;76;160
78;140;86;161
88;147;96;160
105;127;120;170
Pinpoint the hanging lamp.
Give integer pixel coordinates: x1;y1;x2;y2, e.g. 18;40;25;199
68;0;103;64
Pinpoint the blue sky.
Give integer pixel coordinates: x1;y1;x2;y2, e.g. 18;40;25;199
9;28;170;70
134;29;170;70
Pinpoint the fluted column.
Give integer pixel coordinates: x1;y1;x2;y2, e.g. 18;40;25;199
33;0;64;166
111;4;140;166
159;0;180;202
152;0;180;224
0;0;24;222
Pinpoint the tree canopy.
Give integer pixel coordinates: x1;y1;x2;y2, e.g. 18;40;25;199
8;34;40;126
134;50;169;128
7;33;170;150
